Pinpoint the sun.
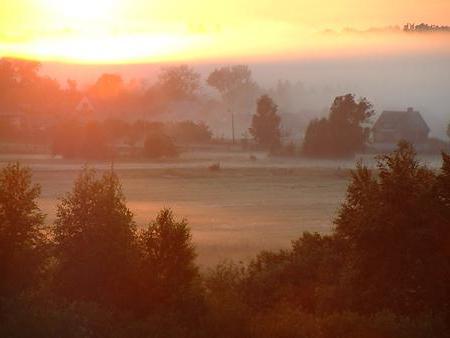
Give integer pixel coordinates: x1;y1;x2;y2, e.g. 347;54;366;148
43;0;119;21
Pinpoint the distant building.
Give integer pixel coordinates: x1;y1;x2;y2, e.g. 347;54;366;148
372;108;430;145
75;96;96;117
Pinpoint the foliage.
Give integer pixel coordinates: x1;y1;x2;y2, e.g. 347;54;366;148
0;163;46;299
136;209;201;318
207;65;260;113
52;169;137;310
302;94;374;158
89;73;125;100
157;65;201;101
0;58;63;115
166;120;212;144
249;95;281;150
1;143;450;337
51;120;112;160
334;141;450;315
143;131;178;159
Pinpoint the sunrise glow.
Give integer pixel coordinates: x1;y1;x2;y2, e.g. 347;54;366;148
0;0;449;63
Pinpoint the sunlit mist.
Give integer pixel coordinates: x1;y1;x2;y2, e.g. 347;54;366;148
1;0;449;63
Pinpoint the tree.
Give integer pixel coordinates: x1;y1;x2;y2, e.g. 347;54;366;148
302;94;373;158
51;120;112;160
207;65;259;113
90;73;125;100
157;65;200;101
143;131;178;159
137;209;200;316
334;141;450;315
249;95;281;150
53;169;137;309
166;120;212;144
0;163;46;299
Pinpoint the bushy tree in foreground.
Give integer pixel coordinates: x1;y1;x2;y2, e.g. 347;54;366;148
137;209;202;319
0;163;46;299
335;141;450;315
53;169;137;309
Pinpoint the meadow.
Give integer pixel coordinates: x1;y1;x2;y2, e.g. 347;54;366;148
0;149;356;266
1;149;444;266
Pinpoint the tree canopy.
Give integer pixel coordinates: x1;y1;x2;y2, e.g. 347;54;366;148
53;169;137;309
249;95;281;150
302;94;374;158
157;65;201;102
207;65;260;113
0;163;46;299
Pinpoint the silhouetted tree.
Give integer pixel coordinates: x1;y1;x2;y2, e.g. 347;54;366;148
137;209;201;318
334;141;450;315
143;131;178;159
0;163;46;299
53;169;137;310
157;65;201;101
207;65;260;113
302;94;373;158
90;73;125;100
249;95;281;150
51;120;112;160
166;120;212;144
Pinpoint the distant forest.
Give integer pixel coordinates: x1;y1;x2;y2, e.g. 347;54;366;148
403;23;450;33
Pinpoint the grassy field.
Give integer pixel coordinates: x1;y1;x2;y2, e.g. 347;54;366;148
0;150;359;266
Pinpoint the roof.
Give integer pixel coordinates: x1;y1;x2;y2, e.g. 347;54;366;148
76;96;96;113
373;109;430;133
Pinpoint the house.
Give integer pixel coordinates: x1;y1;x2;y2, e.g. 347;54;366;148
372;108;430;145
75;96;96;117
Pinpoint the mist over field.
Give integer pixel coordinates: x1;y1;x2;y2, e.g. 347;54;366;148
42;31;450;138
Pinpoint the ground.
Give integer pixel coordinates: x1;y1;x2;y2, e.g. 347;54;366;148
2;147;442;266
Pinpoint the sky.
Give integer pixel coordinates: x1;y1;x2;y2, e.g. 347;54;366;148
1;0;449;63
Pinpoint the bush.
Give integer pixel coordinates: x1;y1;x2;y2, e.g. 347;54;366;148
143;131;178;159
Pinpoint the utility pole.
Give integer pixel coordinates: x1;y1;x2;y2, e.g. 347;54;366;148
231;111;235;145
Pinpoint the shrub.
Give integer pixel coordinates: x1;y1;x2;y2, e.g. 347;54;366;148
143;131;178;159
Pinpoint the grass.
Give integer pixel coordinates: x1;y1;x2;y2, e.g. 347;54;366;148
0;148;366;265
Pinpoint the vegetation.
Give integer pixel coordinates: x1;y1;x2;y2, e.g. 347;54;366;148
50;119;211;160
302;94;374;158
143;131;178;159
156;65;201;102
207;65;260;113
0;163;46;300
52;169;137;309
0;142;449;337
249;95;281;150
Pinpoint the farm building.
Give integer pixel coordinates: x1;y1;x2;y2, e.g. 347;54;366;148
372;107;430;145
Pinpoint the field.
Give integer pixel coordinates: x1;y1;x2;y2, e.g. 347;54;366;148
0;149;357;266
1;148;444;266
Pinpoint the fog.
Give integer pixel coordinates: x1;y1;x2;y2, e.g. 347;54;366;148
40;31;450;138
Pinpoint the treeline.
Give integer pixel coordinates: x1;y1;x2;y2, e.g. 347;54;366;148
1;142;449;337
404;23;450;33
51;119;212;160
0;59;262;121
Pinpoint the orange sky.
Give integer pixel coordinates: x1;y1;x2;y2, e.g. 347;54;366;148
0;0;449;63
